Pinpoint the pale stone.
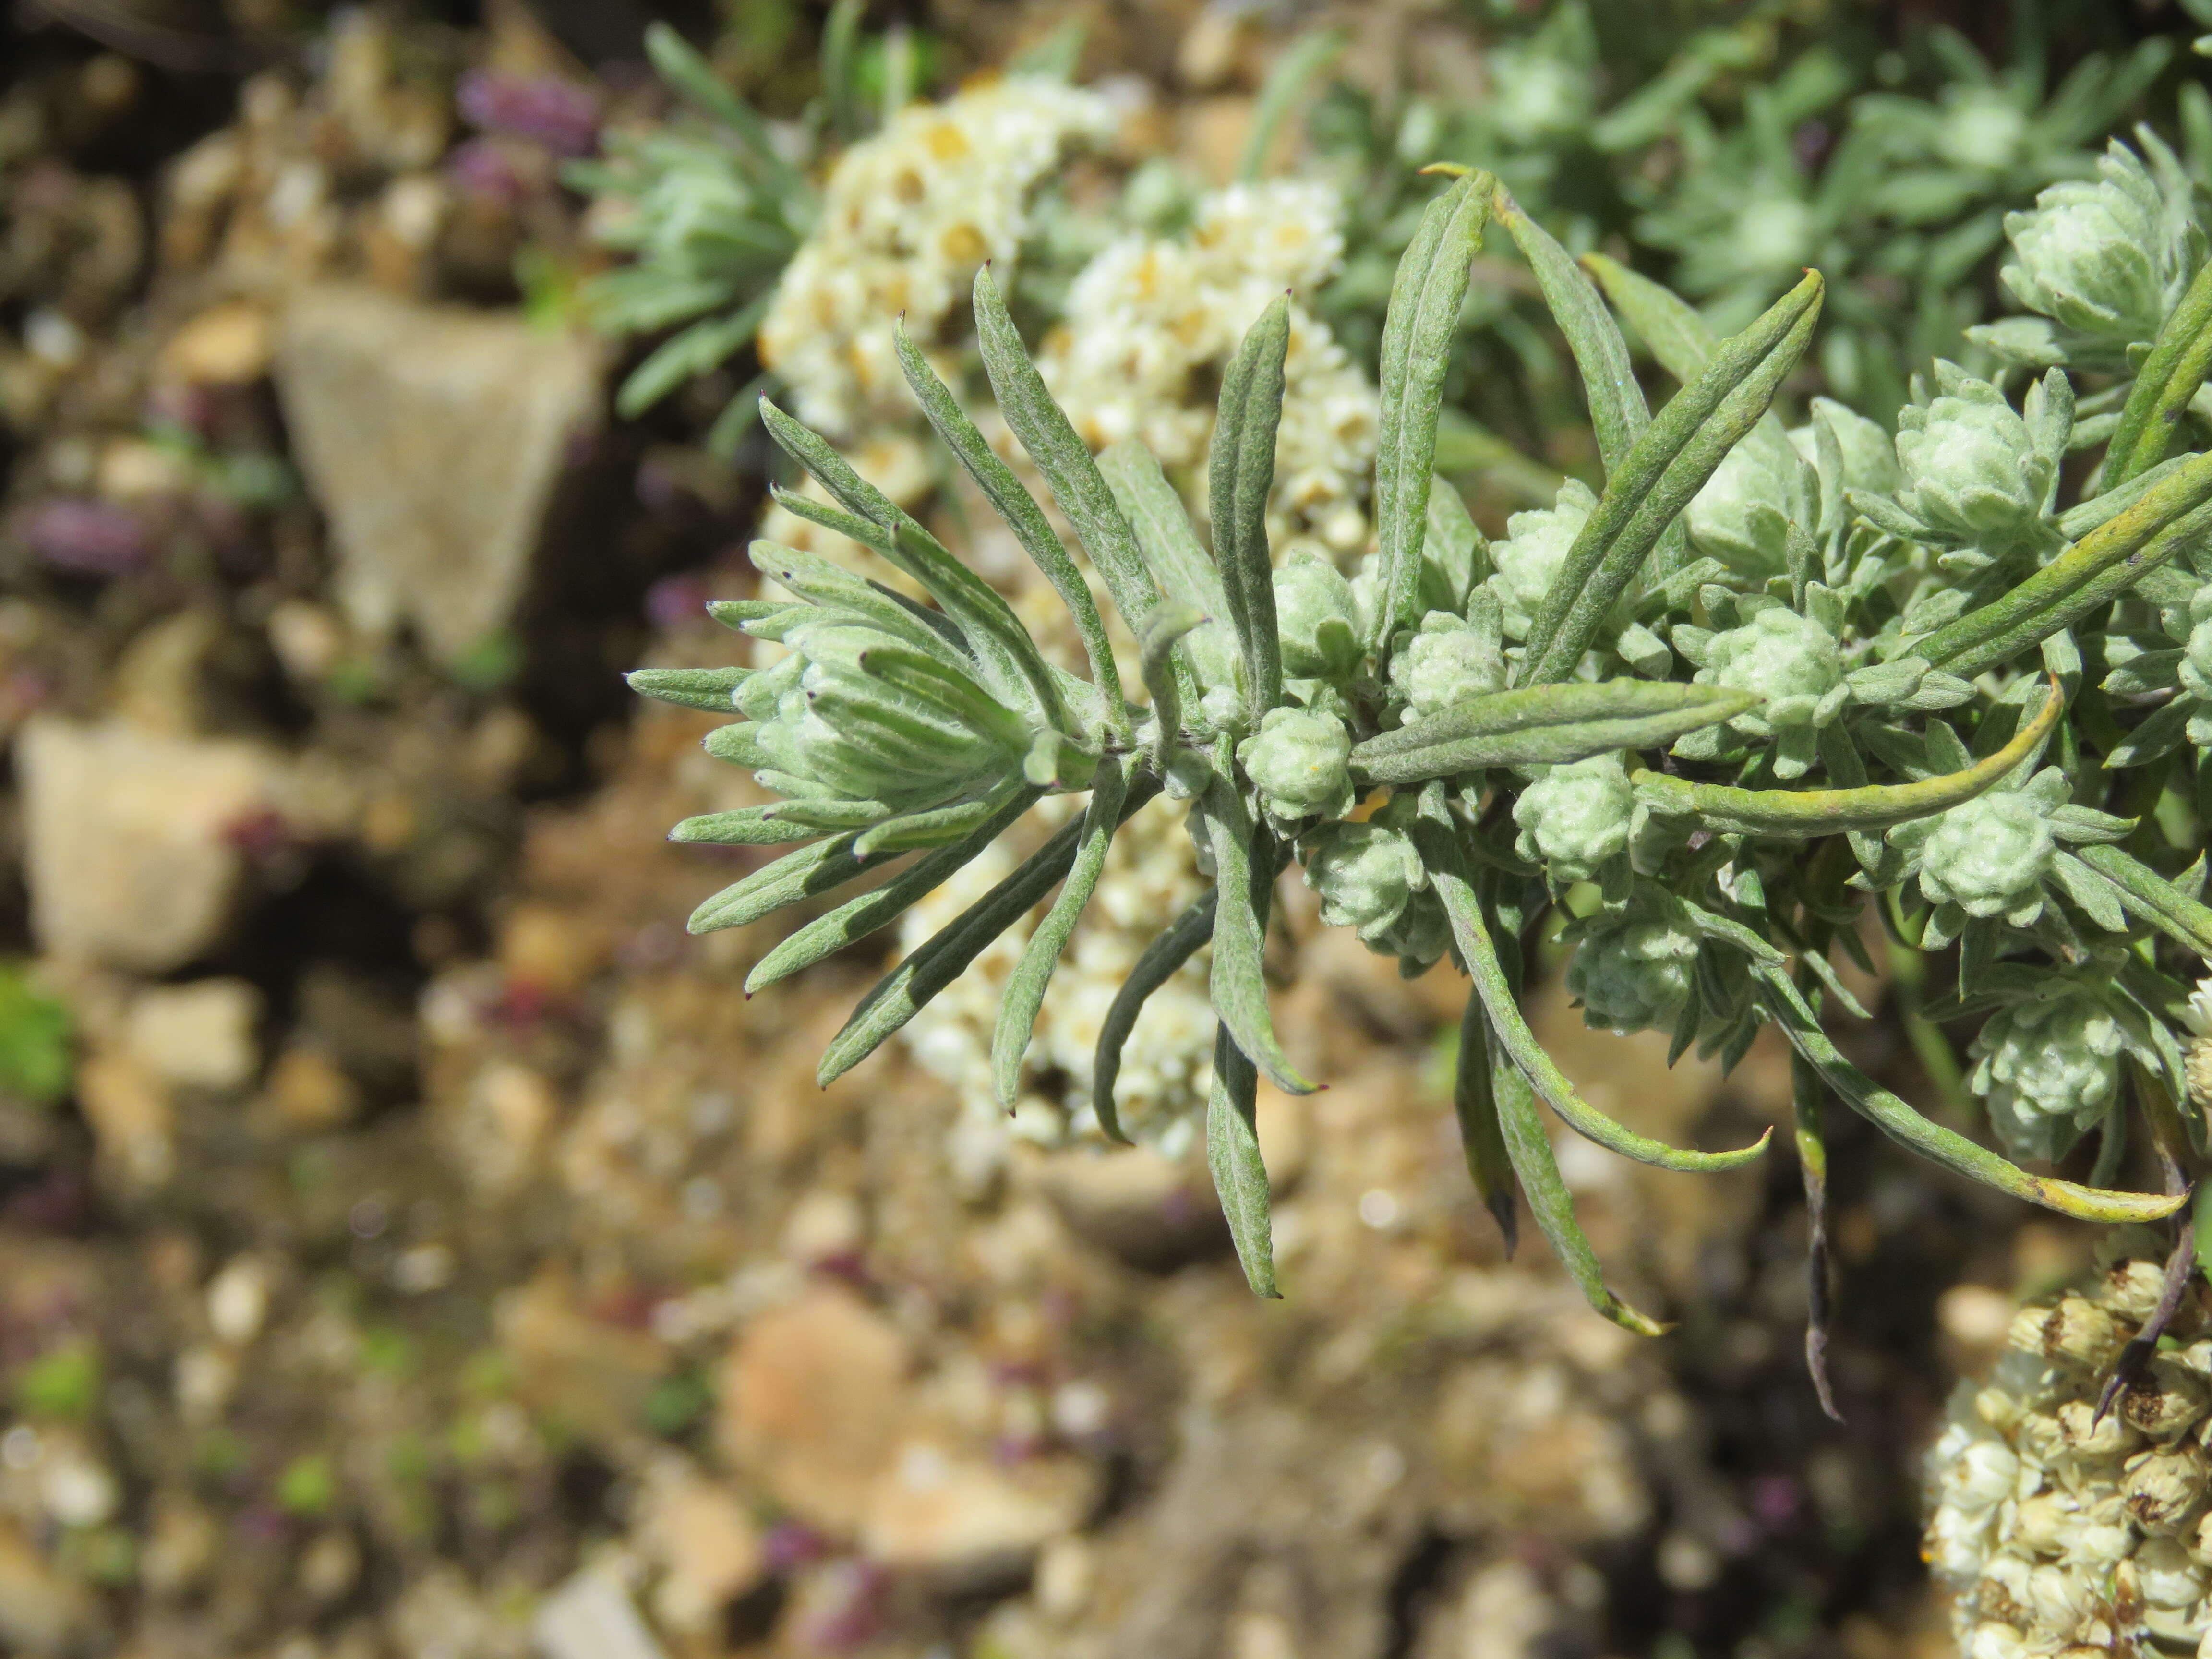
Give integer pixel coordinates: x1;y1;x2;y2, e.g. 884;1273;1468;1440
862;1441;1098;1579
75;1052;175;1194
125;979;262;1092
495;1274;669;1449
275;285;600;662
532;1563;665;1659
157;300;275;385
718;1284;909;1535
17;717;271;972
0;1519;96;1653
633;1459;766;1636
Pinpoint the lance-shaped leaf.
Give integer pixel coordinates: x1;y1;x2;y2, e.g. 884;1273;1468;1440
760;398;1065;726
817;777;1164;1085
972;269;1159;636
1453;992;1518;1254
617;294;774;420
1138;603;1200;771
1351;682;1755;788
2106;261;2212;485
1238;26;1346;181
745;781;1043;992
1912;451;2212;677
992;760;1132;1104
1791;1037;1842;1422
686;833;904;935
1207;1024;1277;1298
1370;172;1492;651
1416;789;1770;1173
1093;890;1215;1145
2071;842;2212;960
1099;440;1236;717
1521;273;1824;686
1491;1052;1666;1335
672;806;847;847
1199;778;1316;1095
1580;252;1715;382
627;665;751;711
893;323;1129;740
1632;677;2064;836
1209;296;1292;723
642;22;803;191
1755;967;2187;1224
1496;190;1648;472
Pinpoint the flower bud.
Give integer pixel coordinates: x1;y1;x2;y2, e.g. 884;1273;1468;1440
1791;397;1899;496
2122;1362;2211;1442
1970;994;2125;1164
1513;755;1635;883
1909;790;2056;921
1388;608;1505;719
1487;480;1597;640
2001;143;2181;349
2125;1446;2208;1536
1237;706;1354;824
1273;549;1364;680
1564;897;1699;1034
1704;606;1843;728
1893;374;2054;548
1303;822;1424;945
1686;425;1808;578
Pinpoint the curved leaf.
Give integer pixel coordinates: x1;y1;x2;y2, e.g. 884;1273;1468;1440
1207;1025;1278;1298
2107;261;2212;485
1352;682;1755;786
1199;778;1315;1095
1209;297;1292;722
1092;890;1216;1144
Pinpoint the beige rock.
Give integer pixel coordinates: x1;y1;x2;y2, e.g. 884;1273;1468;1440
262;1042;363;1132
862;1441;1098;1580
719;1284;909;1535
75;1051;176;1194
139;1490;219;1599
17;717;271;972
532;1562;665;1659
0;1519;97;1653
496;1274;669;1449
634;1459;766;1635
158;300;275;385
125;978;262;1092
496;903;608;998
275;285;600;662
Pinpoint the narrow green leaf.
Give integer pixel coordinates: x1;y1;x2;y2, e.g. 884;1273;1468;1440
703;722;770;768
1209;296;1292;722
1522;272;1824;685
1490;1053;1666;1335
1632;676;2064;835
2107;261;2212;484
1496;190;1649;472
746;782;1042;992
686;834;899;935
1207;1025;1278;1298
671;807;831;847
852;791;1015;857
1351;682;1755;787
759;397;1066;728
643;22;799;185
1790;1035;1842;1422
1756;967;2186;1223
1420;810;1770;1172
1098;440;1234;718
1371;173;1493;651
1237;27;1346;180
992;760;1132;1104
1138;604;1201;771
1453;992;1518;1253
971;269;1159;637
627;665;751;712
1914;450;2212;676
1093;890;1215;1145
893;322;1129;740
2072;842;2212;959
1199;778;1316;1095
1579;252;1716;382
816;777;1163;1085
615;294;772;418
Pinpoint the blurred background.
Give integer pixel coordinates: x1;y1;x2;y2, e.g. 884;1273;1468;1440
0;0;2203;1655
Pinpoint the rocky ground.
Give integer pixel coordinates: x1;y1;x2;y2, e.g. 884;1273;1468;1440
0;2;2109;1655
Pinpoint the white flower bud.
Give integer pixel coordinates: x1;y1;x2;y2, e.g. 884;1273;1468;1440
1909;790;2056;922
1274;550;1364;680
1704;607;1844;727
1302;822;1424;946
1513;756;1635;883
1686;426;1808;578
1970;995;2126;1164
1487;480;1597;640
1388;609;1505;719
1237;707;1354;824
2126;1445;2208;1536
1893;373;2055;548
1564;898;1699;1035
2010;1295;2124;1371
2001;142;2184;349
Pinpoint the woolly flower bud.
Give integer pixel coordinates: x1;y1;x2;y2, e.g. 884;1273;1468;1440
1894;377;2053;547
1686;427;1805;578
2180;617;2212;705
1968;992;2125;1162
1273;550;1364;681
1513;755;1635;883
1564;900;1698;1034
2182;977;2212;1112
1487;480;1597;640
1237;707;1353;825
1704;607;1842;728
1790;397;1899;496
1389;609;1505;719
1303;822;1424;946
1911;791;2055;921
2001;144;2178;348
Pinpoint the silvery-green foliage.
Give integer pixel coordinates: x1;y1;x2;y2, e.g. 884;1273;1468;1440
638;147;2212;1359
1969;988;2129;1161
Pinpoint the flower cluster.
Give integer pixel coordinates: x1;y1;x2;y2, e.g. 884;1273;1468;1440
1925;1240;2212;1658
